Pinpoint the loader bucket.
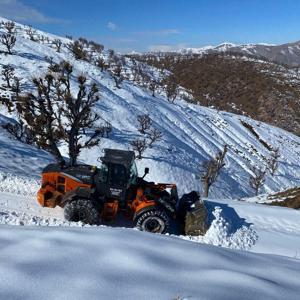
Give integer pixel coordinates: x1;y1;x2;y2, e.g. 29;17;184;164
185;200;208;236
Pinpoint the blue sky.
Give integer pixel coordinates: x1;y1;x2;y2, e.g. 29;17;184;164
1;0;300;52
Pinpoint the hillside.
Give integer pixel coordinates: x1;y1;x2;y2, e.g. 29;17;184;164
134;52;300;135
1;17;300;199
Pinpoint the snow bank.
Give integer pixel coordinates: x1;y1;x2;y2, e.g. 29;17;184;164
0;204;257;251
0;225;299;300
0;210;86;227
0;171;39;197
182;206;258;250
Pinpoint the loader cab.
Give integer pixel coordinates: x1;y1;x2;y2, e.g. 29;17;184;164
96;149;137;200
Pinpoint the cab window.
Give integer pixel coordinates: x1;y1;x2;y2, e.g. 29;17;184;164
129;162;138;185
109;164;127;186
99;163;109;183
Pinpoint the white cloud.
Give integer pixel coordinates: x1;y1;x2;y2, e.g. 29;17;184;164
148;43;188;52
0;0;64;23
107;21;117;31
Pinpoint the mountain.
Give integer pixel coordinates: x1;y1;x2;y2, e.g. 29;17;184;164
135;50;300;136
176;40;300;67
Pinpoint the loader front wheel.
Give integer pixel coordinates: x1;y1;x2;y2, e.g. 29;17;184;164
64;199;100;225
134;208;170;234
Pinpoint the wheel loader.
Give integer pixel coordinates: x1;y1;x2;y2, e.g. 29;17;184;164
37;148;207;235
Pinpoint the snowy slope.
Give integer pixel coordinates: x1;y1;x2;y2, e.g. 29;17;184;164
0;224;300;300
0;17;300;198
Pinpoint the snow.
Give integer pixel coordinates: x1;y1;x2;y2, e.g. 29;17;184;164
1;184;300;299
1;17;300;299
1;180;300;259
0;224;299;300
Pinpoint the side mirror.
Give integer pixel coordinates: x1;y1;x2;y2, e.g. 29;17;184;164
142;167;149;179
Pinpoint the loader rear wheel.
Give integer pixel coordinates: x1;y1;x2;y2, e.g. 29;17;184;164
134;208;170;234
64;199;100;225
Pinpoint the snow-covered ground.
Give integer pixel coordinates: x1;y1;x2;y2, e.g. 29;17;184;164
1;224;300;300
1;17;300;299
1;181;300;299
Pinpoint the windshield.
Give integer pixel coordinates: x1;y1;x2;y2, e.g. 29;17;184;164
109;163;127;186
129;162;138;185
99;163;109;183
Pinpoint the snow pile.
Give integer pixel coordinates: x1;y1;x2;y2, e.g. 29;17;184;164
0;225;299;300
0;210;87;227
183;206;258;250
0;171;39;197
0;205;257;251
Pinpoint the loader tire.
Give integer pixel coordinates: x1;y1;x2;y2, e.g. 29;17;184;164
134;208;170;234
64;199;100;225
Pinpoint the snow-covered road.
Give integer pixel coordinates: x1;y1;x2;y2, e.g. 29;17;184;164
1;181;300;299
1;189;300;258
0;224;300;300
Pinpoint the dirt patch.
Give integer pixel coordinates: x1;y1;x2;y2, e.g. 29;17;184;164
266;187;300;209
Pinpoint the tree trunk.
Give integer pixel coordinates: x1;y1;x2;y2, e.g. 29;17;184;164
49;142;64;164
202;180;209;198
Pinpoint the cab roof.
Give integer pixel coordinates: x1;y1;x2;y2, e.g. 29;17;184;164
101;148;135;168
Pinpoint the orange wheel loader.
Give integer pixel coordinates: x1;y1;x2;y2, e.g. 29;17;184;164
37;148;207;235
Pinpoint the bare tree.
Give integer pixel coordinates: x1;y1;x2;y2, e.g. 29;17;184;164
0;33;16;54
111;61;124;88
45;55;54;66
16;75;65;163
147;128;162;147
68;40;87;60
107;49;115;66
249;166;266;196
137;114;152;134
0;95;13;112
2;120;35;144
97;121;112;138
164;75;179;103
89;41;104;53
53;39;62;52
130;138;148;159
16;61;102;165
3;21;15;34
37;34;46;44
25;25;37;41
148;79;160;97
96;57;108;71
1;65;15;88
103;122;112;137
200;145;228;197
267;148;280;176
12;76;21;98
